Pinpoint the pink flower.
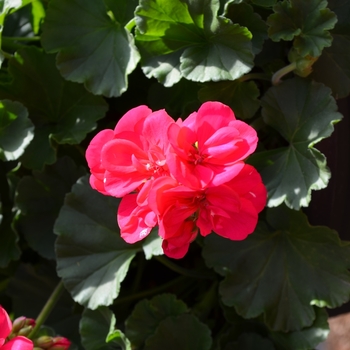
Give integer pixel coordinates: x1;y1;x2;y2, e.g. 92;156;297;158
167;101;258;189
149;164;266;258
0;306;33;350
86;105;174;197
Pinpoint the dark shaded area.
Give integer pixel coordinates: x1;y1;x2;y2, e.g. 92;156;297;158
305;97;350;316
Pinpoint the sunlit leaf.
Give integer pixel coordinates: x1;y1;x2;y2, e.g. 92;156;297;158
41;0;140;97
203;206;350;331
0;100;33;161
250;77;342;209
135;0;254;85
54;176;140;309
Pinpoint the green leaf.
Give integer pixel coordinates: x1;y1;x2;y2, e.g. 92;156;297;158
0;47;108;169
31;0;45;34
311;0;350;98
267;0;337;57
269;308;329;350
80;307;131;350
103;0;138;27
252;77;342;209
224;2;268;54
15;156;86;260
54;175;140;309
198;80;260;120
144;314;212;350
0;100;33;161
0;212;20;268
41;0;140;97
125;294;188;347
231;333;275;350
251;0;276;7
142;227;163;260
203;206;350;331
135;0;254;85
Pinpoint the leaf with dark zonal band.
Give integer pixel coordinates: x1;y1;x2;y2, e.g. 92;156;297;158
135;0;254;86
41;0;140;97
0;47;108;169
54;175;154;309
203;206;350;332
250;77;342;209
267;0;337;57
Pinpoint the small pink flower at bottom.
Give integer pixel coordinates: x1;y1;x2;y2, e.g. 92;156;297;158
0;306;33;350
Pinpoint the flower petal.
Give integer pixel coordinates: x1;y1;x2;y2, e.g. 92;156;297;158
0;306;12;340
1;336;33;350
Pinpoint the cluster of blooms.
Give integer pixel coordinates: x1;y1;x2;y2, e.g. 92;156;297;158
86;102;267;258
0;305;71;350
0;306;34;349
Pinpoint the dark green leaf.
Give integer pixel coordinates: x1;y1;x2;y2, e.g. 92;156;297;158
103;0;138;27
269;308;329;350
15;156;86;260
80;307;131;350
135;0;254;85
125;294;188;347
267;0;337;57
311;0;350;98
231;333;275;350
203;206;350;331
54;175;140;309
0;213;20;268
41;0;140;97
0;100;33;161
198;80;260;120
0;47;108;169
252;0;276;7
144;314;212;350
253;77;342;209
225;2;268;54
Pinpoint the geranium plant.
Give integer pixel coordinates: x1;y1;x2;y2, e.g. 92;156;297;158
0;0;349;349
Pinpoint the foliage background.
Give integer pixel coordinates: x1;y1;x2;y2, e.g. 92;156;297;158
0;0;350;349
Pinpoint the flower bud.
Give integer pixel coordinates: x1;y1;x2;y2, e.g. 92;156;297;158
48;336;71;350
12;316;35;332
34;335;54;349
18;325;34;337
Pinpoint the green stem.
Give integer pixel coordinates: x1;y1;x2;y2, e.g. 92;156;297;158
2;36;40;41
28;281;66;340
272;62;296;85
239;73;271;82
125;18;136;32
114;276;188;305
155;256;214;279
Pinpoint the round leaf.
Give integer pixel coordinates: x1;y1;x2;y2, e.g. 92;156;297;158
203;206;350;331
41;0;140;97
54;175;140;309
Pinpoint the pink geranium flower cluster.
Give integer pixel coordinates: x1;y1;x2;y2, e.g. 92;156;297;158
86;102;267;258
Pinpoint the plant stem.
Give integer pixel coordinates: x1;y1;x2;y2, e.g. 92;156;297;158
28;281;66;339
155;256;215;279
272;62;296;85
239;73;271;82
2;36;40;41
